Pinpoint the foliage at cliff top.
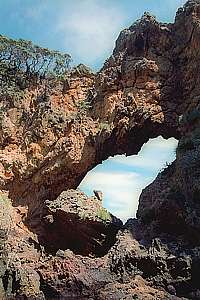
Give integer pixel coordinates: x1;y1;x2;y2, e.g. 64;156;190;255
0;35;71;77
0;34;71;97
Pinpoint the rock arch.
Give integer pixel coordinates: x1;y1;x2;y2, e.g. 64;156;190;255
4;12;187;206
2;3;199;222
1;1;200;298
0;0;198;246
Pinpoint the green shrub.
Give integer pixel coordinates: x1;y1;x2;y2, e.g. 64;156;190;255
0;35;71;78
97;122;112;134
0;34;71;99
3;162;12;172
0;194;11;207
71;99;92;121
96;208;111;223
76;100;91;112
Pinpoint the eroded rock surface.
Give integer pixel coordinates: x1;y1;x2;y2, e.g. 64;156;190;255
42;190;122;256
1;0;200;299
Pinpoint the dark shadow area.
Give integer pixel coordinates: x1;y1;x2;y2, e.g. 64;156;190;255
42;212;122;257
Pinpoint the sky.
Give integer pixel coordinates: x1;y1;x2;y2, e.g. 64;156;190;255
79;137;178;222
0;0;186;70
0;0;183;221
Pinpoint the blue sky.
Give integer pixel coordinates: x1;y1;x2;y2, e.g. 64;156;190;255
0;0;183;221
0;0;186;70
80;137;178;222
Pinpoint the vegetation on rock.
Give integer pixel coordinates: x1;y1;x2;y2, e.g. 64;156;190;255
0;35;71;99
1;0;200;298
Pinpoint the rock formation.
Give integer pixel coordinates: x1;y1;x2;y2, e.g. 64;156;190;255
1;0;200;298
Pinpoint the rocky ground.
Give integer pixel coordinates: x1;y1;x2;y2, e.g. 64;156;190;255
1;0;200;299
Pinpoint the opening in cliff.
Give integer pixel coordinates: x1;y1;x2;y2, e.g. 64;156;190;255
79;136;178;223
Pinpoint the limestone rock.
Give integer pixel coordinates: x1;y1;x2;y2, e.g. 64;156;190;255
2;0;200;298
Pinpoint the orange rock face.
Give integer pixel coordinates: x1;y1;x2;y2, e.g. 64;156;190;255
1;1;200;299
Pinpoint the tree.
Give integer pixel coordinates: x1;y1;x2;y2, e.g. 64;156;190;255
0;35;72;97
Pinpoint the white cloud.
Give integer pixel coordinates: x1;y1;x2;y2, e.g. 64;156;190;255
145;136;178;149
80;171;140;189
111;137;178;171
79;170;150;222
79;137;178;222
56;0;124;67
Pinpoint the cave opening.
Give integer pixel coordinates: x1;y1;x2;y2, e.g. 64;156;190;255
79;136;178;223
